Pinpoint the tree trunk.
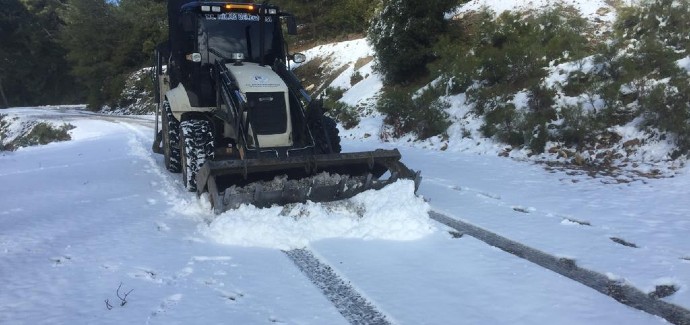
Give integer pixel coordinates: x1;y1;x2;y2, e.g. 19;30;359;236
309;8;317;40
0;77;8;108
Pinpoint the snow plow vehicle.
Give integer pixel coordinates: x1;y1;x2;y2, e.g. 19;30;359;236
152;0;420;213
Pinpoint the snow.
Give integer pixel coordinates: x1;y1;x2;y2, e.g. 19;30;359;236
448;0;619;23
0;106;682;324
312;236;660;324
0;108;347;324
1;1;688;321
294;39;374;73
291;38;383;109
339;61;382;107
375;140;690;306
202;180;434;250
678;56;690;73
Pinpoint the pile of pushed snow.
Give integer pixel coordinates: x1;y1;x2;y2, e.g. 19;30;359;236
200;180;435;250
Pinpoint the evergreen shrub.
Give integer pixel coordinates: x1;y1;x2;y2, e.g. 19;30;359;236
377;86;451;140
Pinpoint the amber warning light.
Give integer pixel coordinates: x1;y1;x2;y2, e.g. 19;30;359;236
225;4;255;11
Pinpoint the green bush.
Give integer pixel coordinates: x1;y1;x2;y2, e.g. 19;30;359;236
0;114;8;135
480;102;523;146
574;50;635;126
433;6;593;151
573;0;690;154
422;0;690;157
523;85;557;153
558;104;600;148
350;71;364;85
327;101;360;130
4;122;75;151
615;0;690;53
446;6;590;92
324;87;345;101
562;70;590;97
273;0;375;41
638;79;690;154
479;86;558;152
430;10;489;94
377;86;451;140
322;87;360;129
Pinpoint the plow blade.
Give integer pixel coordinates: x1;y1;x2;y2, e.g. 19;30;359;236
195;149;421;214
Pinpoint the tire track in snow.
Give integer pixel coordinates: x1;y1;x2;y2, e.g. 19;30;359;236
118;121;199;208
430;211;690;325
284;249;392;325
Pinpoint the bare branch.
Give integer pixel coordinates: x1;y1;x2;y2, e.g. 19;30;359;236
116;282;134;307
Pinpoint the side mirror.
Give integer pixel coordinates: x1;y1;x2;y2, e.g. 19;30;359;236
291;53;306;64
286;16;297;35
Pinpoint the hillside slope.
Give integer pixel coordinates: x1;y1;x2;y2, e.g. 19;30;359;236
293;0;688;179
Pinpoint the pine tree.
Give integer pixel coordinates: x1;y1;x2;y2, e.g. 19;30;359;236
0;0;74;107
60;0;121;108
272;0;375;40
22;0;80;104
368;0;458;84
114;0;166;69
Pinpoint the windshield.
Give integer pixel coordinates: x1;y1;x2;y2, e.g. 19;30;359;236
198;13;277;64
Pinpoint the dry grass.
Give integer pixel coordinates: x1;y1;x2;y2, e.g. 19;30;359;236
354;56;374;71
294;57;349;97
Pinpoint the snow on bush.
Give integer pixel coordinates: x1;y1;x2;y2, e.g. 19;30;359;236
102;68;156;115
0;113;75;151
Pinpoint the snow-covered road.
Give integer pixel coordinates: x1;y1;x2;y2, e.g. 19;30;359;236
0;108;684;324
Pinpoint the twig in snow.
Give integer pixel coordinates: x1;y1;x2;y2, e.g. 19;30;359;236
105;299;113;310
116;282;134;307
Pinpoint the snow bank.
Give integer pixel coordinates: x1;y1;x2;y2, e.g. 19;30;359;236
201;180;435;250
449;0;618;23
0;107;87;150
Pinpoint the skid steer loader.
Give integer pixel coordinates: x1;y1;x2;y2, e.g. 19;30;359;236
152;0;420;213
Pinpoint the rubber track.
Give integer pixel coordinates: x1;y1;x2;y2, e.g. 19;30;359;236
284;249;391;325
430;211;690;325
